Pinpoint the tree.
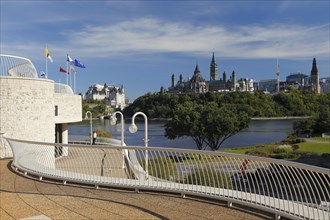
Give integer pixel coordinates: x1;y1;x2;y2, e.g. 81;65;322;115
314;107;330;134
201;103;250;150
165;102;206;150
165;102;250;151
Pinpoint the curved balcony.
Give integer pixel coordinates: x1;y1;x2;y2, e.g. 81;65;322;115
54;83;73;94
0;54;38;78
3;134;329;220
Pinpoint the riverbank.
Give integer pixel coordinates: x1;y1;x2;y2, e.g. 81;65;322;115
101;116;310;121
251;116;310;120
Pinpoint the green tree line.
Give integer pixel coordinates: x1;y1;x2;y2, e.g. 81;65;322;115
124;89;330;119
82;99;108;118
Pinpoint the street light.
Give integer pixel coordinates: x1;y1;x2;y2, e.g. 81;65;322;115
129;112;148;179
85;111;93;145
110;111;124;146
110;111;125;169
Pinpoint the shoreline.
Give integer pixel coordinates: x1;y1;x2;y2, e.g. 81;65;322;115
251;116;310;120
143;116;311;121
89;116;311;122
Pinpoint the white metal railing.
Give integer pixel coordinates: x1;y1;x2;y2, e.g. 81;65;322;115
0;133;12;158
4;135;330;220
0;54;38;78
54;83;73;94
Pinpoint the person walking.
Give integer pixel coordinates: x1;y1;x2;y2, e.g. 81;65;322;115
92;131;97;145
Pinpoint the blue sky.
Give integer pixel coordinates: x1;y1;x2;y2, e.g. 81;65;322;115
1;0;329;100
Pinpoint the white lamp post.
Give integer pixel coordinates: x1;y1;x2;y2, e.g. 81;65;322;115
129;112;148;179
110;111;125;169
85;111;93;145
110;111;124;146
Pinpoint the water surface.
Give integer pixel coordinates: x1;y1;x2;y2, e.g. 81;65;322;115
69;119;295;150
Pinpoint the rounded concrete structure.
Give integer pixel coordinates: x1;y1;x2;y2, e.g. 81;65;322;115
0;77;55;143
0;55;82;158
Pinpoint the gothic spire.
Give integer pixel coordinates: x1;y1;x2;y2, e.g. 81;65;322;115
211;52;216;65
194;64;200;73
311;57;318;76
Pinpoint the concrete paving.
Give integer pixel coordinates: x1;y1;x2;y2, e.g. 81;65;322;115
1;159;274;220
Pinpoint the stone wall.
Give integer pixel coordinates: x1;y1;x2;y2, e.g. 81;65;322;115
0;77;82;158
0;77;55;158
0;77;55;142
54;93;82;124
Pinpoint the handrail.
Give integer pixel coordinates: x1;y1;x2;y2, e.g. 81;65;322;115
4;135;330;220
54;83;73;94
0;54;38;78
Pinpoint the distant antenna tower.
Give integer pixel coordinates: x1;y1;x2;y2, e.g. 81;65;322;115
276;57;280;93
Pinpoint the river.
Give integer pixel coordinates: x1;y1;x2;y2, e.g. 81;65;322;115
68;119;296;150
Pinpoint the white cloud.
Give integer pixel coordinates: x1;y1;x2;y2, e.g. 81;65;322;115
2;17;329;61
65;18;329;59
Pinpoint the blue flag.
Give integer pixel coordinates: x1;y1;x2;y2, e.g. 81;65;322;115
72;59;86;68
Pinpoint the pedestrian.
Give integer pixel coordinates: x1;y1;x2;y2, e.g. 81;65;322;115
93;131;97;145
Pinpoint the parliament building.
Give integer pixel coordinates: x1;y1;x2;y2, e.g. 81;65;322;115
167;53;253;94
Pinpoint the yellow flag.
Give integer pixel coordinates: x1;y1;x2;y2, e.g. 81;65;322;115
45;47;53;62
45;47;49;58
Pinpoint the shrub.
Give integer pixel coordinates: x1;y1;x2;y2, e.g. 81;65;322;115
94;129;112;138
292;145;300;151
245;150;267;156
270;147;286;154
282;135;306;144
270;153;298;159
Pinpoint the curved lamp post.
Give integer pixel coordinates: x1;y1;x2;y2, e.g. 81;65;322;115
110;111;125;169
85;111;92;145
110;111;124;147
129;112;148;179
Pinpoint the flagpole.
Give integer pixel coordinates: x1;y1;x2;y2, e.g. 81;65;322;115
66;60;69;85
74;71;76;94
46;56;48;79
70;67;72;88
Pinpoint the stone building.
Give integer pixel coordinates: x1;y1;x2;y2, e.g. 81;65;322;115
84;83;126;110
188;64;208;93
310;58;320;94
168;53;246;94
0;54;82;158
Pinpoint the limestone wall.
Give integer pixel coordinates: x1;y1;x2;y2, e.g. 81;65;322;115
54;93;82;124
0;76;82;158
0;77;55;142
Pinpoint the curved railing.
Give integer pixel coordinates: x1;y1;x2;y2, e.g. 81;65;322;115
0;54;38;78
54;83;73;94
4;135;330;220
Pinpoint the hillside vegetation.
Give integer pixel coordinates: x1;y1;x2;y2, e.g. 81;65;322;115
124;89;330;119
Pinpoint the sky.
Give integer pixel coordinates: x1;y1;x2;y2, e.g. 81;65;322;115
1;0;329;100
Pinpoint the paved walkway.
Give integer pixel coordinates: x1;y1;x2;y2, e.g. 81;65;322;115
1;159;273;220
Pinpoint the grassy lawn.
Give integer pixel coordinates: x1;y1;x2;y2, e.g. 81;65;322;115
220;140;329;158
309;136;330;142
220;144;278;155
296;142;330;155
